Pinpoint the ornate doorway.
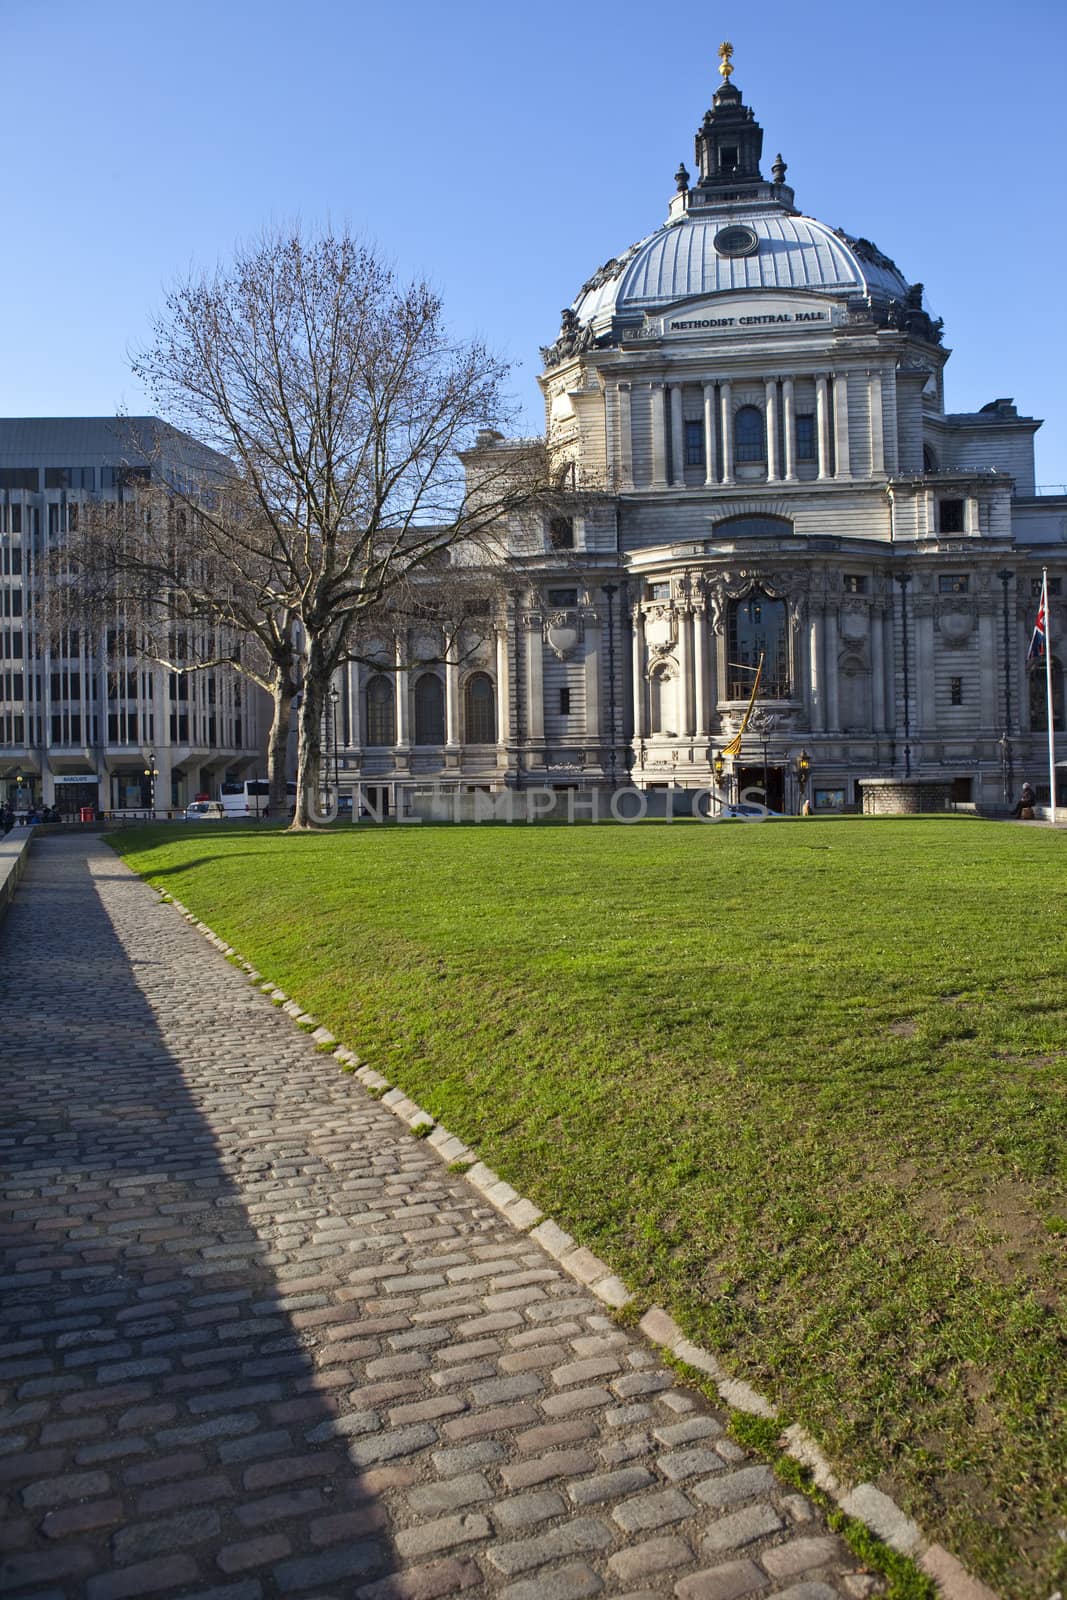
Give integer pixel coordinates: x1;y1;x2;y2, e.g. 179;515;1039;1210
736;763;785;812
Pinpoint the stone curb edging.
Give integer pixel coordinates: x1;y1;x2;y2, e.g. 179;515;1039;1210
0;825;35;924
160;888;1001;1600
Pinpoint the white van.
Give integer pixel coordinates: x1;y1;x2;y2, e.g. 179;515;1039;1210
185;800;226;821
218;779;296;818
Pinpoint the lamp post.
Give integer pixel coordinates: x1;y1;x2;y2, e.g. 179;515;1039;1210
795;748;811;812
142;751;159;818
330;684;340;803
894;572;912;778
712;749;726;812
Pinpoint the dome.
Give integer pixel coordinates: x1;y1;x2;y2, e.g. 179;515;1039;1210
540;66;939;372
572;209;911;332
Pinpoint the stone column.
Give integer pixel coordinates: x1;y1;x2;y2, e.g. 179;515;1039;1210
693;602;707;736
347;661;361;751
495;626;510;746
965;496;980;536
916;607;935;733
670;384;686;488
720;380;734;485
651;384;669;490
526;616;544;742
825;609;840;730
782;378;796;481
445;656;460;748
832;372;851;478
703;383;718;485
584;619;600;740
676;606;693;737
618;382;634;491
632;608;647;738
394;637;410;749
871;608;885;733
809;611;824;732
816;375;831;480
867;371;885;476
978;608;996;728
765;378;779;482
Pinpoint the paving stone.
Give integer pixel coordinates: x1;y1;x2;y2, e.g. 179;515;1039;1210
606;1535;693;1583
485;1515;616;1575
612;1487;695;1533
393;1513;491;1559
701;1502;783;1553
568;1466;654;1505
499;1561;603;1600
760;1536;841;1578
491;1488;567;1529
658;1446;726;1481
691;1466;777;1509
674;1560;768;1600
406;1473;494;1515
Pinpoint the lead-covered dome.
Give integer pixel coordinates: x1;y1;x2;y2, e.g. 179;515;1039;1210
542;62;939;369
572;210;909;330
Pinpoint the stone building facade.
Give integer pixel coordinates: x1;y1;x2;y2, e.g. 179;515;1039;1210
343;68;1066;814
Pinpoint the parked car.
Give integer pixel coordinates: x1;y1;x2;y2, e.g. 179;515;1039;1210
185;801;226;821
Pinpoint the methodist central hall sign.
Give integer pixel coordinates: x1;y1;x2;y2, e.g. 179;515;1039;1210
671;309;829;331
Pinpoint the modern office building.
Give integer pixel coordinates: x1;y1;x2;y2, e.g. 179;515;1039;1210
335;53;1064;816
0;417;264;817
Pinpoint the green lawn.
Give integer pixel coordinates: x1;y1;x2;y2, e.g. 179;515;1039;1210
111;816;1066;1598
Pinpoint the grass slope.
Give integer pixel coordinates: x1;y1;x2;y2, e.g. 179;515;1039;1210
112;817;1066;1597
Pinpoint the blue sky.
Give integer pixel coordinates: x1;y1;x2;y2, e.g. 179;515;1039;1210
4;0;1066;484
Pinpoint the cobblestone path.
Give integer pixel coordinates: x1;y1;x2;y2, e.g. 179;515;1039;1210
1;837;870;1600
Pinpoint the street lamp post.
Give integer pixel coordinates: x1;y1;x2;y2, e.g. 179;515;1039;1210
142;751;160;818
712;750;726;813
330;684;340;802
795;748;811;812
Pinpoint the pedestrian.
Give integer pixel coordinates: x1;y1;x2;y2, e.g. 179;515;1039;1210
1011;782;1036;819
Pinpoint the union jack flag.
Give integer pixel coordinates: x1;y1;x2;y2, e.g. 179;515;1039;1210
1028;580;1047;662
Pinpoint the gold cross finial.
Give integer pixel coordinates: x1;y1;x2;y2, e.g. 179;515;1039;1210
718;41;734;79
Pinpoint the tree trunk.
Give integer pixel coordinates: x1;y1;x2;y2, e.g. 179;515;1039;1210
292;655;329;829
267;676;295;818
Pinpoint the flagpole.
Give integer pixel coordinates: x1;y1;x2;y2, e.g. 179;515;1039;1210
1043;567;1056;826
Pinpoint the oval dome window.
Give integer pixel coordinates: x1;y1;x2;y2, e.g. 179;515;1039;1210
714;225;759;258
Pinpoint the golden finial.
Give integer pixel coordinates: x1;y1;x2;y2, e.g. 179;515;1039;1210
718;41;734;80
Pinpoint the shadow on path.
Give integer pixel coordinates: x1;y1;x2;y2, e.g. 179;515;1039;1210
0;837;403;1598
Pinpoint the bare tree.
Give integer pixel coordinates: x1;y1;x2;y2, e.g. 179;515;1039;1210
132;230;544;827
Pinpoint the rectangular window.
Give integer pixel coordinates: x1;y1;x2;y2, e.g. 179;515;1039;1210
648;581;670;601
939;499;965;533
559;687;571;716
939;574;969;594
795;414;816;460
547;588;578;606
10;505;21;534
950;677;963;705
45;467;72;489
684;420;704;466
1032;577;1062;596
843;575;868;594
0;468;39;491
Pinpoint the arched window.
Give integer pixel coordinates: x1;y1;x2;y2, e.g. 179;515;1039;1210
727;591;790;699
1030;657;1065;731
923;444;939;472
734;406;765;464
365;675;395;747
414;673;445;744
464;673;496;744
